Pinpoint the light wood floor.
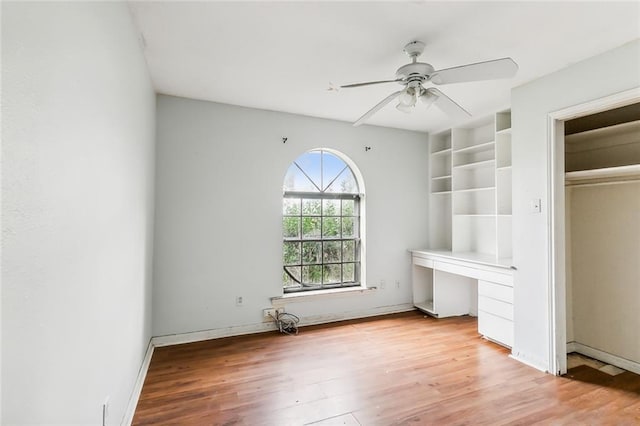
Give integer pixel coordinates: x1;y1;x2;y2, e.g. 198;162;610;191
133;311;640;425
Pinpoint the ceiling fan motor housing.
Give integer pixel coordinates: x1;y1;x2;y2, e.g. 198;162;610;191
395;62;434;83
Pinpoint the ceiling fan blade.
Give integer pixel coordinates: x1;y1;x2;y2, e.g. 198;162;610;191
341;79;402;89
428;88;471;121
430;58;518;85
353;90;403;127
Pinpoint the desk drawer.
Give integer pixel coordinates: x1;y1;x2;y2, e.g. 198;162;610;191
478;280;513;303
479;310;513;348
434;261;512;285
478;295;513;321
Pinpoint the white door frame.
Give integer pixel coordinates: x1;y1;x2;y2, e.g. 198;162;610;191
547;87;640;376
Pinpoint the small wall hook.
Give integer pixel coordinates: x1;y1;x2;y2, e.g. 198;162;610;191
365;146;372;152
282;137;288;144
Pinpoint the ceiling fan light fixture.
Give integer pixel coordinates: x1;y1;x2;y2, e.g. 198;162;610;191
420;89;438;108
398;87;417;106
396;102;414;113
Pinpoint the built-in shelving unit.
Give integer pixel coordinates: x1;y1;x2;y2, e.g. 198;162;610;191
414;111;514;348
427;110;513;260
495;110;513;259
429;130;453;250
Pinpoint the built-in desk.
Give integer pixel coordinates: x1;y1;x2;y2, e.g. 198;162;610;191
411;250;514;348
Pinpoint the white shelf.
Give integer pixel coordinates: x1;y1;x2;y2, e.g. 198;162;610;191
432;191;452;195
497;165;512;171
432;148;452;156
565;164;640;182
453;141;494;155
454;159;496;170
432;175;452;181
415;300;435;315
454;214;495;217
454;186;495;193
496;128;512;135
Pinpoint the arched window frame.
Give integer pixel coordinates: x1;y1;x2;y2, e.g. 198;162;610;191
282;149;365;293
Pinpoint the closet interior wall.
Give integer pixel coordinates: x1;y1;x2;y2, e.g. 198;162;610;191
565;106;640;372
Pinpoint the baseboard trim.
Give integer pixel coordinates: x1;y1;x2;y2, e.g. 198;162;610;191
152;322;278;347
509;353;548;373
121;340;154;426
151;304;415;347
297;303;415;327
569;342;640;375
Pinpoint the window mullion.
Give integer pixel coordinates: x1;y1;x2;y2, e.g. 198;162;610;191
284;192;359;200
294;162;322;193
320;196;324;287
323;165;348;192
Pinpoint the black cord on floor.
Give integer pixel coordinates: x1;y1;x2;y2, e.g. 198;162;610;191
269;311;300;335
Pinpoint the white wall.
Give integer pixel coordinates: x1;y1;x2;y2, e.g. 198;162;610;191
511;40;640;371
2;2;155;424
153;95;428;337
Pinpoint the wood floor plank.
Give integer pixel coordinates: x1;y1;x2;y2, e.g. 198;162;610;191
133;311;640;425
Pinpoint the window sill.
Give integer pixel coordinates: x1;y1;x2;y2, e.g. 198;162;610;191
271;286;375;305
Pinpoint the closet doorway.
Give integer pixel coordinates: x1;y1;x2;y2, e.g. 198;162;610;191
548;88;640;376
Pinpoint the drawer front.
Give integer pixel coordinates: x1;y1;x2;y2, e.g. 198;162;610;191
478;295;513;320
473;269;512;286
434;261;480;279
478;310;513;348
478;280;513;303
413;256;434;268
434;261;512;285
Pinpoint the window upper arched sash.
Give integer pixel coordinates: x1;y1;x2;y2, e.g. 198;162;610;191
283;150;359;194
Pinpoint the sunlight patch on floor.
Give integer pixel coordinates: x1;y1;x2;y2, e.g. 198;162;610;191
567;353;625;376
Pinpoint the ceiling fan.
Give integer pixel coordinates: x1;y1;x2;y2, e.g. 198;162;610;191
339;41;518;127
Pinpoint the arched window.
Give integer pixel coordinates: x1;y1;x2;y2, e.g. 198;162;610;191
282;149;362;293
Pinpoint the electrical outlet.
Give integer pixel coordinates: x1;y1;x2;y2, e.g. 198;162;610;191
263;307;284;319
380;279;386;289
236;296;243;306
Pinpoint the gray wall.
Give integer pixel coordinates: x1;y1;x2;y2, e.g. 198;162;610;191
153;95;429;337
2;2;155;424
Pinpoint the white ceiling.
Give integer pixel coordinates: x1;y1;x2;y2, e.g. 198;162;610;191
128;1;640;133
